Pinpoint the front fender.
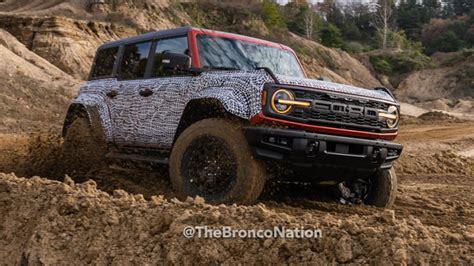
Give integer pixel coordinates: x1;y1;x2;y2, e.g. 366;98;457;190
63;93;113;142
192;86;261;119
62;103;91;137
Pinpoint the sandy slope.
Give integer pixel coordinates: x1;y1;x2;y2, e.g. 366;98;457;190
0;29;79;133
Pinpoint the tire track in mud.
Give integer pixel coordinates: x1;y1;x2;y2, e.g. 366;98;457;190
0;123;472;224
0;122;473;264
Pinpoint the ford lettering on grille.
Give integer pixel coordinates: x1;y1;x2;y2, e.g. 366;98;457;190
312;100;379;119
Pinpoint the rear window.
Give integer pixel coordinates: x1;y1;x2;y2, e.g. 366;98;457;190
119;41;152;80
90;47;119;79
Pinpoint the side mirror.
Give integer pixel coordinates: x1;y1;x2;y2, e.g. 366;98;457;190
161;52;191;71
318;76;332;82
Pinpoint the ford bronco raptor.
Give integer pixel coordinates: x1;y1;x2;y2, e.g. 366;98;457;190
63;27;403;207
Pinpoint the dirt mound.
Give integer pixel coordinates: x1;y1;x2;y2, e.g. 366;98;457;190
396;150;474;177
395;122;474;177
418;111;462;122
0;173;472;265
0;29;79;133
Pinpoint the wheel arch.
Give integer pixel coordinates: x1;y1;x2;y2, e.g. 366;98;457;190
62;103;107;141
62;103;91;138
173;97;246;144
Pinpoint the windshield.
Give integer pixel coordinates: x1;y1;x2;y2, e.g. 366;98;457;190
197;35;306;78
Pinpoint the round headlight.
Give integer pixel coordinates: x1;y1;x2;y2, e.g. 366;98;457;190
271;89;294;114
386;106;399;128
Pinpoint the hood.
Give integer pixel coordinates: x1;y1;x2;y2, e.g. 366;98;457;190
276;74;396;103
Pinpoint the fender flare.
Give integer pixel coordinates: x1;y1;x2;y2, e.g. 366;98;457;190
191;86;259;119
62;103;106;141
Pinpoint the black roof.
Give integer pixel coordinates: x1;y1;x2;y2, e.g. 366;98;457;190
99;26;192;50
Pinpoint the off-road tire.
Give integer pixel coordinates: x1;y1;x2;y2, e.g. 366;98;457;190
169;118;267;204
61;115;107;176
365;168;398;208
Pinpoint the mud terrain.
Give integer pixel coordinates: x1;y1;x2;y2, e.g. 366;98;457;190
0;1;472;264
0;118;473;264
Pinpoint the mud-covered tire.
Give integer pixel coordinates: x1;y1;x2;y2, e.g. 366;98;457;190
61;115;107;175
169;118;267;204
365;168;398;208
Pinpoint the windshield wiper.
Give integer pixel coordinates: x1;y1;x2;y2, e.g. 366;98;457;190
255;67;280;84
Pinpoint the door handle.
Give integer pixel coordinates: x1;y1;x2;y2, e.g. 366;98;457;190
139;88;153;97
106;90;118;98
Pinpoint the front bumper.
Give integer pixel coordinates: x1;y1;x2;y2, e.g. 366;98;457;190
245;126;403;171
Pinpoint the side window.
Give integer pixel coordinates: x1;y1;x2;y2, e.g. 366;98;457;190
90;47;118;79
151;36;189;77
119;41;152;80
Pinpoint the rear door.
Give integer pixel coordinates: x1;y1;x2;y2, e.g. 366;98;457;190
134;35;192;148
108;41;153;146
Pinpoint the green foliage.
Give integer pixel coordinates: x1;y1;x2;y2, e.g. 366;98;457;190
462;47;474;57
181;0;473;60
396;1;426;40
388;30;425;53
262;0;286;30
342;41;368;54
452;0;474;16
369;51;432;75
320;24;343;48
284;3;322;40
370;56;393;74
429;31;467;52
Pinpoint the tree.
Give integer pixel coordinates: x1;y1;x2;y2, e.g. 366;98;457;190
374;0;395;49
430;31;466;52
421;0;441;22
320;23;343;48
319;0;337;20
452;0;474;16
397;0;425;40
304;8;315;39
421;18;469;54
284;3;322;40
350;3;376;43
262;0;286;29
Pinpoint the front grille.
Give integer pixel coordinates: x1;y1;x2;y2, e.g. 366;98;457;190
290;90;391;131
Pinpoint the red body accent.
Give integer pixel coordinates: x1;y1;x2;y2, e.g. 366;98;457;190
188;28;397;141
250;113;398;141
188;28;307;77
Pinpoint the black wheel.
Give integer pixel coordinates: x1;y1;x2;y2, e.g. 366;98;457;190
169;118;267;204
61;114;107;176
365;168;398;208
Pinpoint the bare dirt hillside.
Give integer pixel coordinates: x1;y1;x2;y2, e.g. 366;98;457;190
396;53;474;114
0;15;136;79
0;121;472;264
0;28;78;133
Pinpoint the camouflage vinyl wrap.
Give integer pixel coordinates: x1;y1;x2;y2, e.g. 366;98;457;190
73;70;394;147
